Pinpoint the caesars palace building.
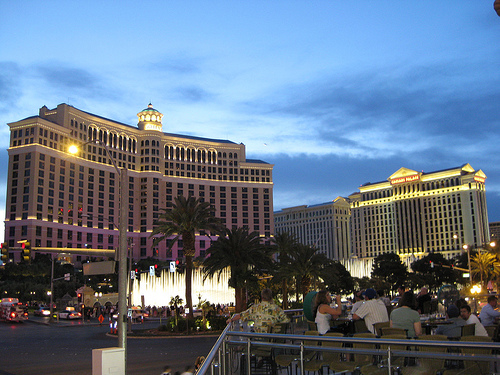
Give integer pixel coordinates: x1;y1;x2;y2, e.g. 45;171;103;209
4;103;273;263
275;164;490;277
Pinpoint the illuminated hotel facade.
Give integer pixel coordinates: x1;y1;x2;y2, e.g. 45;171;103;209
4;103;274;263
349;164;490;268
274;197;351;260
274;164;490;277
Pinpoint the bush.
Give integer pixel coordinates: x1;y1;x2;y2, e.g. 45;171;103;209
158;316;227;332
207;316;228;331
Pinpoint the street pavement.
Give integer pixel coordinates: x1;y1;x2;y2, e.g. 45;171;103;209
1;316;218;375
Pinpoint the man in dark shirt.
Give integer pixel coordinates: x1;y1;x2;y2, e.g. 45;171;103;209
436;305;465;337
416;287;432;313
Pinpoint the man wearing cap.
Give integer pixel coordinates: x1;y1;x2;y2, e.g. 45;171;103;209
352;288;389;333
435;305;466;337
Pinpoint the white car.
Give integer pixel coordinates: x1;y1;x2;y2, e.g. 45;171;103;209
34;307;51;317
58;310;82;320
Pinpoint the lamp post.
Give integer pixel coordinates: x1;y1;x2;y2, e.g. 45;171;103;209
463;244;473;287
69;141;128;372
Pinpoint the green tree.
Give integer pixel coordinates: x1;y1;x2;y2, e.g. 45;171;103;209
169;295;184;330
371;252;407;289
283;243;329;302
271;232;299;310
151;195;224;319
320;260;355;295
411;253;459;292
202;227;274;313
471;252;500;288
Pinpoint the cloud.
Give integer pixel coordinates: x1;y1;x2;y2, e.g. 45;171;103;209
239;58;500;164
173;85;214;103
34;63;120;102
0;62;22;111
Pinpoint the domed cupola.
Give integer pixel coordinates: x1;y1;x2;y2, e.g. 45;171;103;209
137;103;163;132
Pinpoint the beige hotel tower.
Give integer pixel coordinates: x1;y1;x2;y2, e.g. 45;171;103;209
4;103;274;263
349;164;490;272
275;164;490;277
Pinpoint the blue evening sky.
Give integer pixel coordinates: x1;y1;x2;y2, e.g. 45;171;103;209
1;1;499;243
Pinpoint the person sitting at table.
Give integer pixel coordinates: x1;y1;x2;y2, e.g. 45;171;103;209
435;304;465;337
460;304;488;337
390;291;421;337
478;295;500;326
353;288;389;334
351;290;364;315
377;289;391;306
313;290;343;335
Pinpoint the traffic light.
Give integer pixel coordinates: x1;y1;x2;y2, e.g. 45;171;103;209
154;264;162;277
22;242;31;262
176;259;185;273
135;268;141;281
429;261;434;268
77;293;82;303
1;243;8;262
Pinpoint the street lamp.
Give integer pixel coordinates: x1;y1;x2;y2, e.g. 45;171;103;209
463;244;473;287
69;140;128;371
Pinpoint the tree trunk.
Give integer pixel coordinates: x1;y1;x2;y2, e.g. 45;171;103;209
282;279;288;310
185;255;194;320
235;286;246;313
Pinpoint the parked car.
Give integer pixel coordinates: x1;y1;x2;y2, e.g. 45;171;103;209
34;307;51;317
391;296;401;306
59;310;82;320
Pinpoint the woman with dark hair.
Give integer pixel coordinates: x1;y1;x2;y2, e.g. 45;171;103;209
314;290;342;335
390;291;421;337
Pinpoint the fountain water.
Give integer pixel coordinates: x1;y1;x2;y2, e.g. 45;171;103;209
130;267;234;307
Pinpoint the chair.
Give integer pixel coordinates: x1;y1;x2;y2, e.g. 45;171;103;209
380;327;407;337
330;333;378;374
321;332;344;364
442;336;492;375
271;323;293;374
250;323;288;374
362;334;408;375
404;334;448;375
461;323;475;337
301;330;325;374
354;318;369;333
307;320;317;331
485;325;498;340
373;321;391;336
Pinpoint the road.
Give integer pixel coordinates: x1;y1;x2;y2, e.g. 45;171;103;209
0;318;218;375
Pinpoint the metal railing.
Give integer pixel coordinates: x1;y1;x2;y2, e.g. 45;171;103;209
196;315;500;375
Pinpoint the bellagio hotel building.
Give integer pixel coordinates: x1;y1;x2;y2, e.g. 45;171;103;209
4;103;274;263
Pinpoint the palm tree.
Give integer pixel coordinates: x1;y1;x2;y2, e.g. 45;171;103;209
151;195;223;319
169;295;183;330
271;232;299;310
471;252;500;288
202;227;274;313
284;243;328;302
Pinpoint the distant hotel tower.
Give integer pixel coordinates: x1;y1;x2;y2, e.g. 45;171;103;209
350;165;489;264
274;197;351;260
275;164;490;277
4;103;273;263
